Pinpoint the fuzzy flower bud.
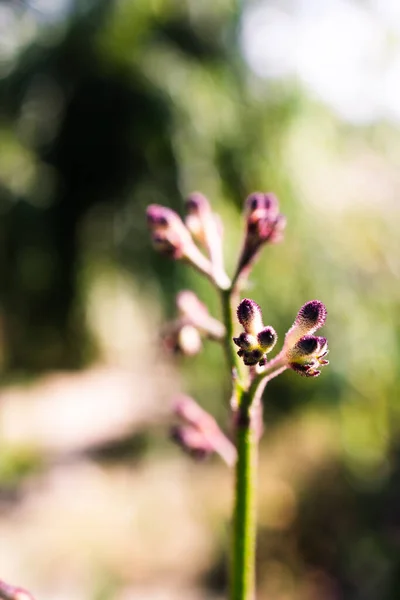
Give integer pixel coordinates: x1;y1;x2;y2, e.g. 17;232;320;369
234;192;286;285
284;300;327;348
282;300;329;378
236;298;263;335
286;335;329;377
234;298;277;367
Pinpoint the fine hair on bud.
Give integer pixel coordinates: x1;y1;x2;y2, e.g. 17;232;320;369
237;298;263;334
297;300;327;332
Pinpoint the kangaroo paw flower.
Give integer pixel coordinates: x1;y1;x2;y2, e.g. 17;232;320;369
234;298;277;367
282;301;329;377
284;300;327;349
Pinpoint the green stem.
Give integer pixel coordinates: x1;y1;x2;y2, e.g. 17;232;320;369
220;287;244;381
231;388;258;600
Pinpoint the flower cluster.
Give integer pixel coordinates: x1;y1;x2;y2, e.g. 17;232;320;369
234;298;329;377
146;194;229;288
282;300;329;377
233;299;277;366
235;192;286;281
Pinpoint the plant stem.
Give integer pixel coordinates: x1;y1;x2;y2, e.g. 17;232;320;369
231;388;258;600
220;287;243;381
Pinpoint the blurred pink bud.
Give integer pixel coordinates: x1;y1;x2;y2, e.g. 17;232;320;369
162;322;202;356
185;192;229;288
176;290;225;341
147;204;192;259
0;580;35;600
171;424;214;460
172;395;236;465
147;204;215;280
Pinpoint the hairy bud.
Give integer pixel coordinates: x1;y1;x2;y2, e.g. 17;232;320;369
234;298;277;367
284;300;327;348
237;298;263;335
286;335;329;377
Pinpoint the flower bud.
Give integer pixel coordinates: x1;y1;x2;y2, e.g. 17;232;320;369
170;424;214;460
286;335;329;377
147;204;192;259
234;299;277;367
171;395;236;465
185;192;213;244
236;298;263;335
0;580;35;600
162;322;202;356
185;192;228;287
176;290;225;341
284;300;327;348
257;326;278;352
234;192;286;285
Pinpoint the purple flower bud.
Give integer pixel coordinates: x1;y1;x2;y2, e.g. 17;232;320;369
257;326;278;352
286;335;329;378
284;300;327;348
237;298;264;334
146;204;192;259
234;192;286;285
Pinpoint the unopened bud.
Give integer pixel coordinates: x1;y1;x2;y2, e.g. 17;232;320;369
234;300;277;367
0;580;35;600
176;290;225;341
236;298;263;335
147;203;215;280
234;192;286;286
171;424;213;460
171;395;236;465
286;335;329;378
257;326;278;352
284;300;327;348
147;204;192;259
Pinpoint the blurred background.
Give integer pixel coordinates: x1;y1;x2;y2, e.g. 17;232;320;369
0;0;399;598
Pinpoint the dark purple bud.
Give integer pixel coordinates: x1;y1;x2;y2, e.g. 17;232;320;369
297;301;327;332
285;300;327;348
257;326;277;352
242;349;263;366
237;298;263;334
